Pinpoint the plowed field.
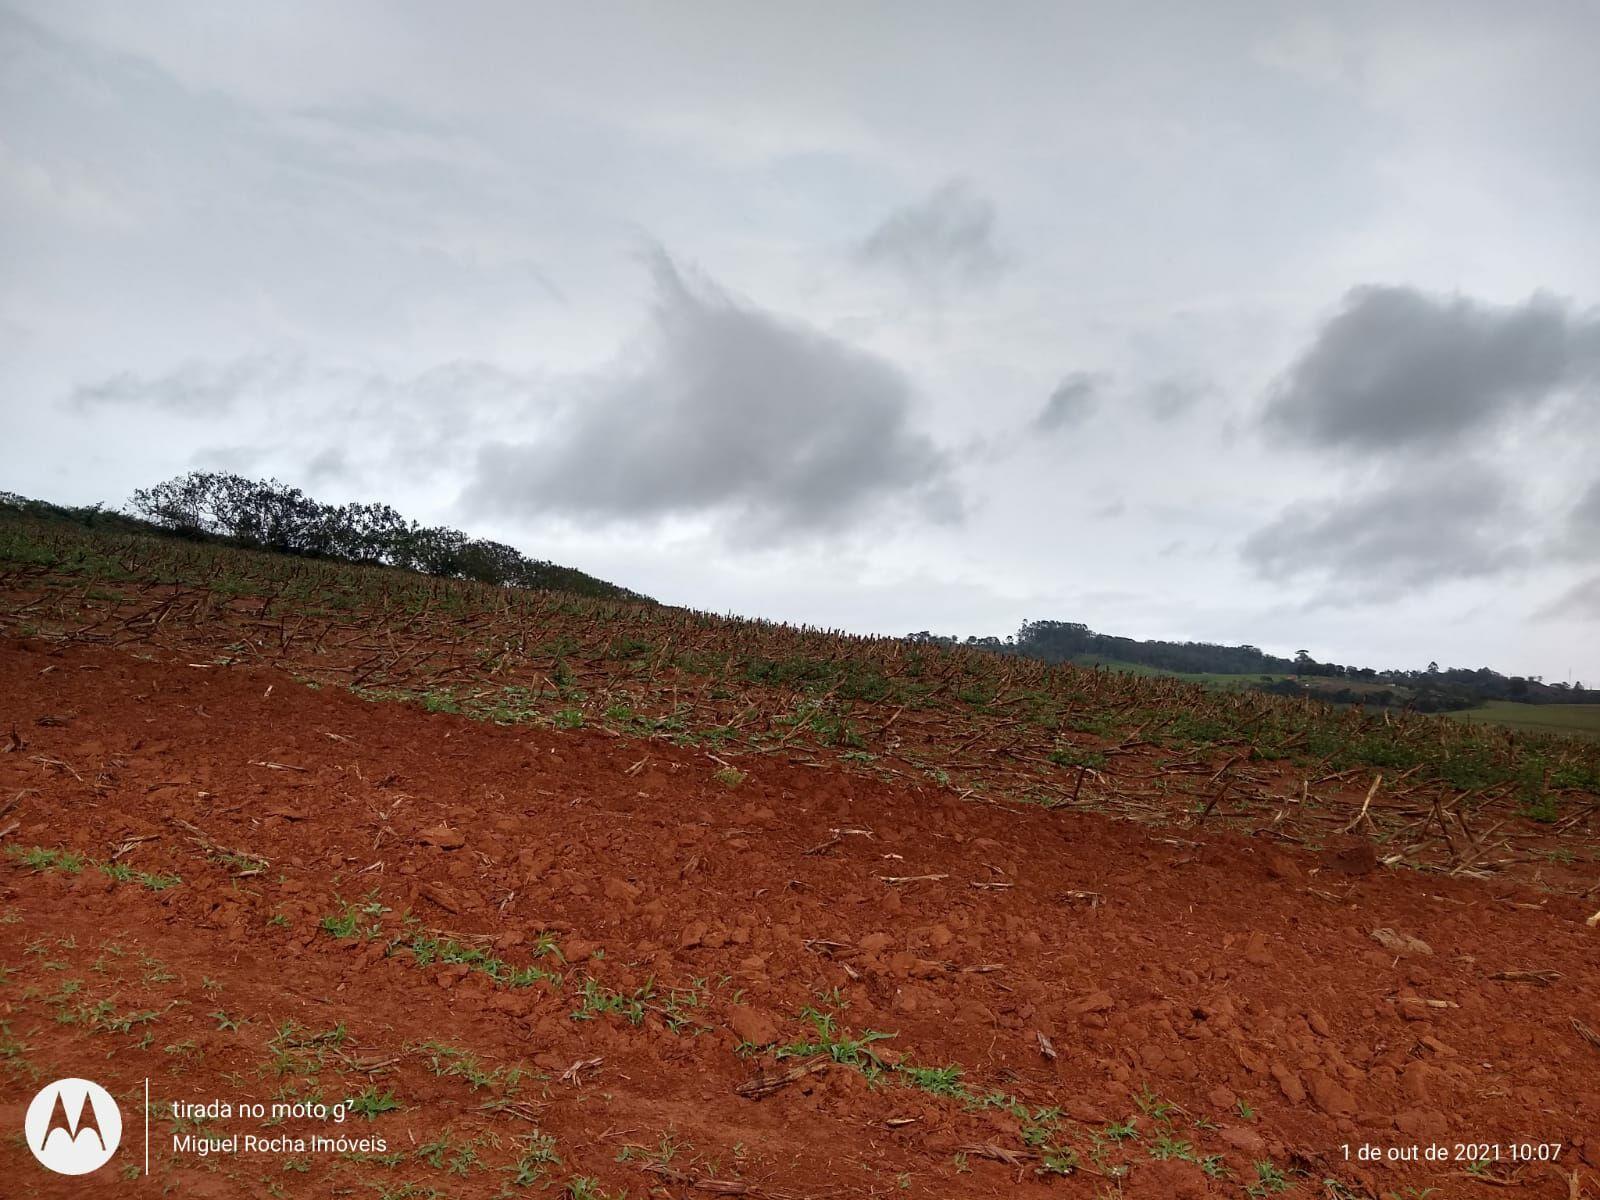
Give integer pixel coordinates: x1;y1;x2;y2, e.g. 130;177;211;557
3;633;1597;1199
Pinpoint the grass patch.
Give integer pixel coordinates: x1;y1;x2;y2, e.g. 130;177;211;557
775;1006;894;1073
6;846;85;873
101;862;182;890
506;1133;562;1188
414;1041;522;1093
344;1086;401;1119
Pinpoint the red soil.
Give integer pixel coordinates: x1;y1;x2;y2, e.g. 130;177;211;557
1;636;1596;1198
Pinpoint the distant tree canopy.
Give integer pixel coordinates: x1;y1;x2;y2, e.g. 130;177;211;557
1014;619;1297;676
116;472;652;603
904;617;1590;709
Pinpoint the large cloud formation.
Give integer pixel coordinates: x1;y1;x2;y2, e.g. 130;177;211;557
1264;285;1600;452
464;254;960;538
1241;463;1529;596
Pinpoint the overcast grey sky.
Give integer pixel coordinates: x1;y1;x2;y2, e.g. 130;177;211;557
4;1;1598;679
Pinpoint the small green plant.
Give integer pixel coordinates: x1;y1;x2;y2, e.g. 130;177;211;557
1037;1145;1080;1176
1247;1160;1292;1197
79;1000;159;1035
163;1039;201;1062
898;1063;968;1098
347;1150;405;1168
100;862;181;890
775;1006;894;1074
345;1086;401;1119
414;1041;518;1091
319;908;361;939
1134;1084;1177;1120
1019;1106;1065;1150
374;1185;439;1200
0;1020;38;1080
657;981;712;1035
416;1132;477;1174
400;926;557;988
615;1132;684;1170
1100;1118;1138;1142
505;1133;562;1188
320;890;389;940
6;846;85;874
571;978;654;1026
1520;793;1560;823
1148;1133;1195;1161
1048;746;1105;769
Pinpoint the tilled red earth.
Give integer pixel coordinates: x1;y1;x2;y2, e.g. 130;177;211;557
1;636;1596;1199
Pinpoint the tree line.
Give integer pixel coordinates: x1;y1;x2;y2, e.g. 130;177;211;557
3;473;649;604
906;619;1590;708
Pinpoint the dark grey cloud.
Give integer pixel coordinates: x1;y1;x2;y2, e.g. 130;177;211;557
856;179;1008;293
1264;286;1600;452
1033;371;1106;433
1570;480;1600;536
1557;479;1600;560
1538;574;1600;621
1241;463;1529;596
463;253;960;537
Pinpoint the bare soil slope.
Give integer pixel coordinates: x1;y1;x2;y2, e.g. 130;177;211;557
2;637;1597;1199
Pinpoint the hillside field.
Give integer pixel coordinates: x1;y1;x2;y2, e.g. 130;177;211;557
1075;656;1600;741
2;514;1597;1199
1446;700;1600;740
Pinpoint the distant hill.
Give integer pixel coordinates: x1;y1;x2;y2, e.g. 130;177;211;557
0;473;651;605
908;618;1592;712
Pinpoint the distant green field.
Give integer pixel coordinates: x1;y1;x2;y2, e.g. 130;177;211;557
1075;659;1600;742
1073;659;1600;741
1069;656;1284;686
1070;657;1386;693
1445;701;1600;741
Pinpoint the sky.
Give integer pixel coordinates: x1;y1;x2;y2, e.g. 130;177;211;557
3;0;1598;681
